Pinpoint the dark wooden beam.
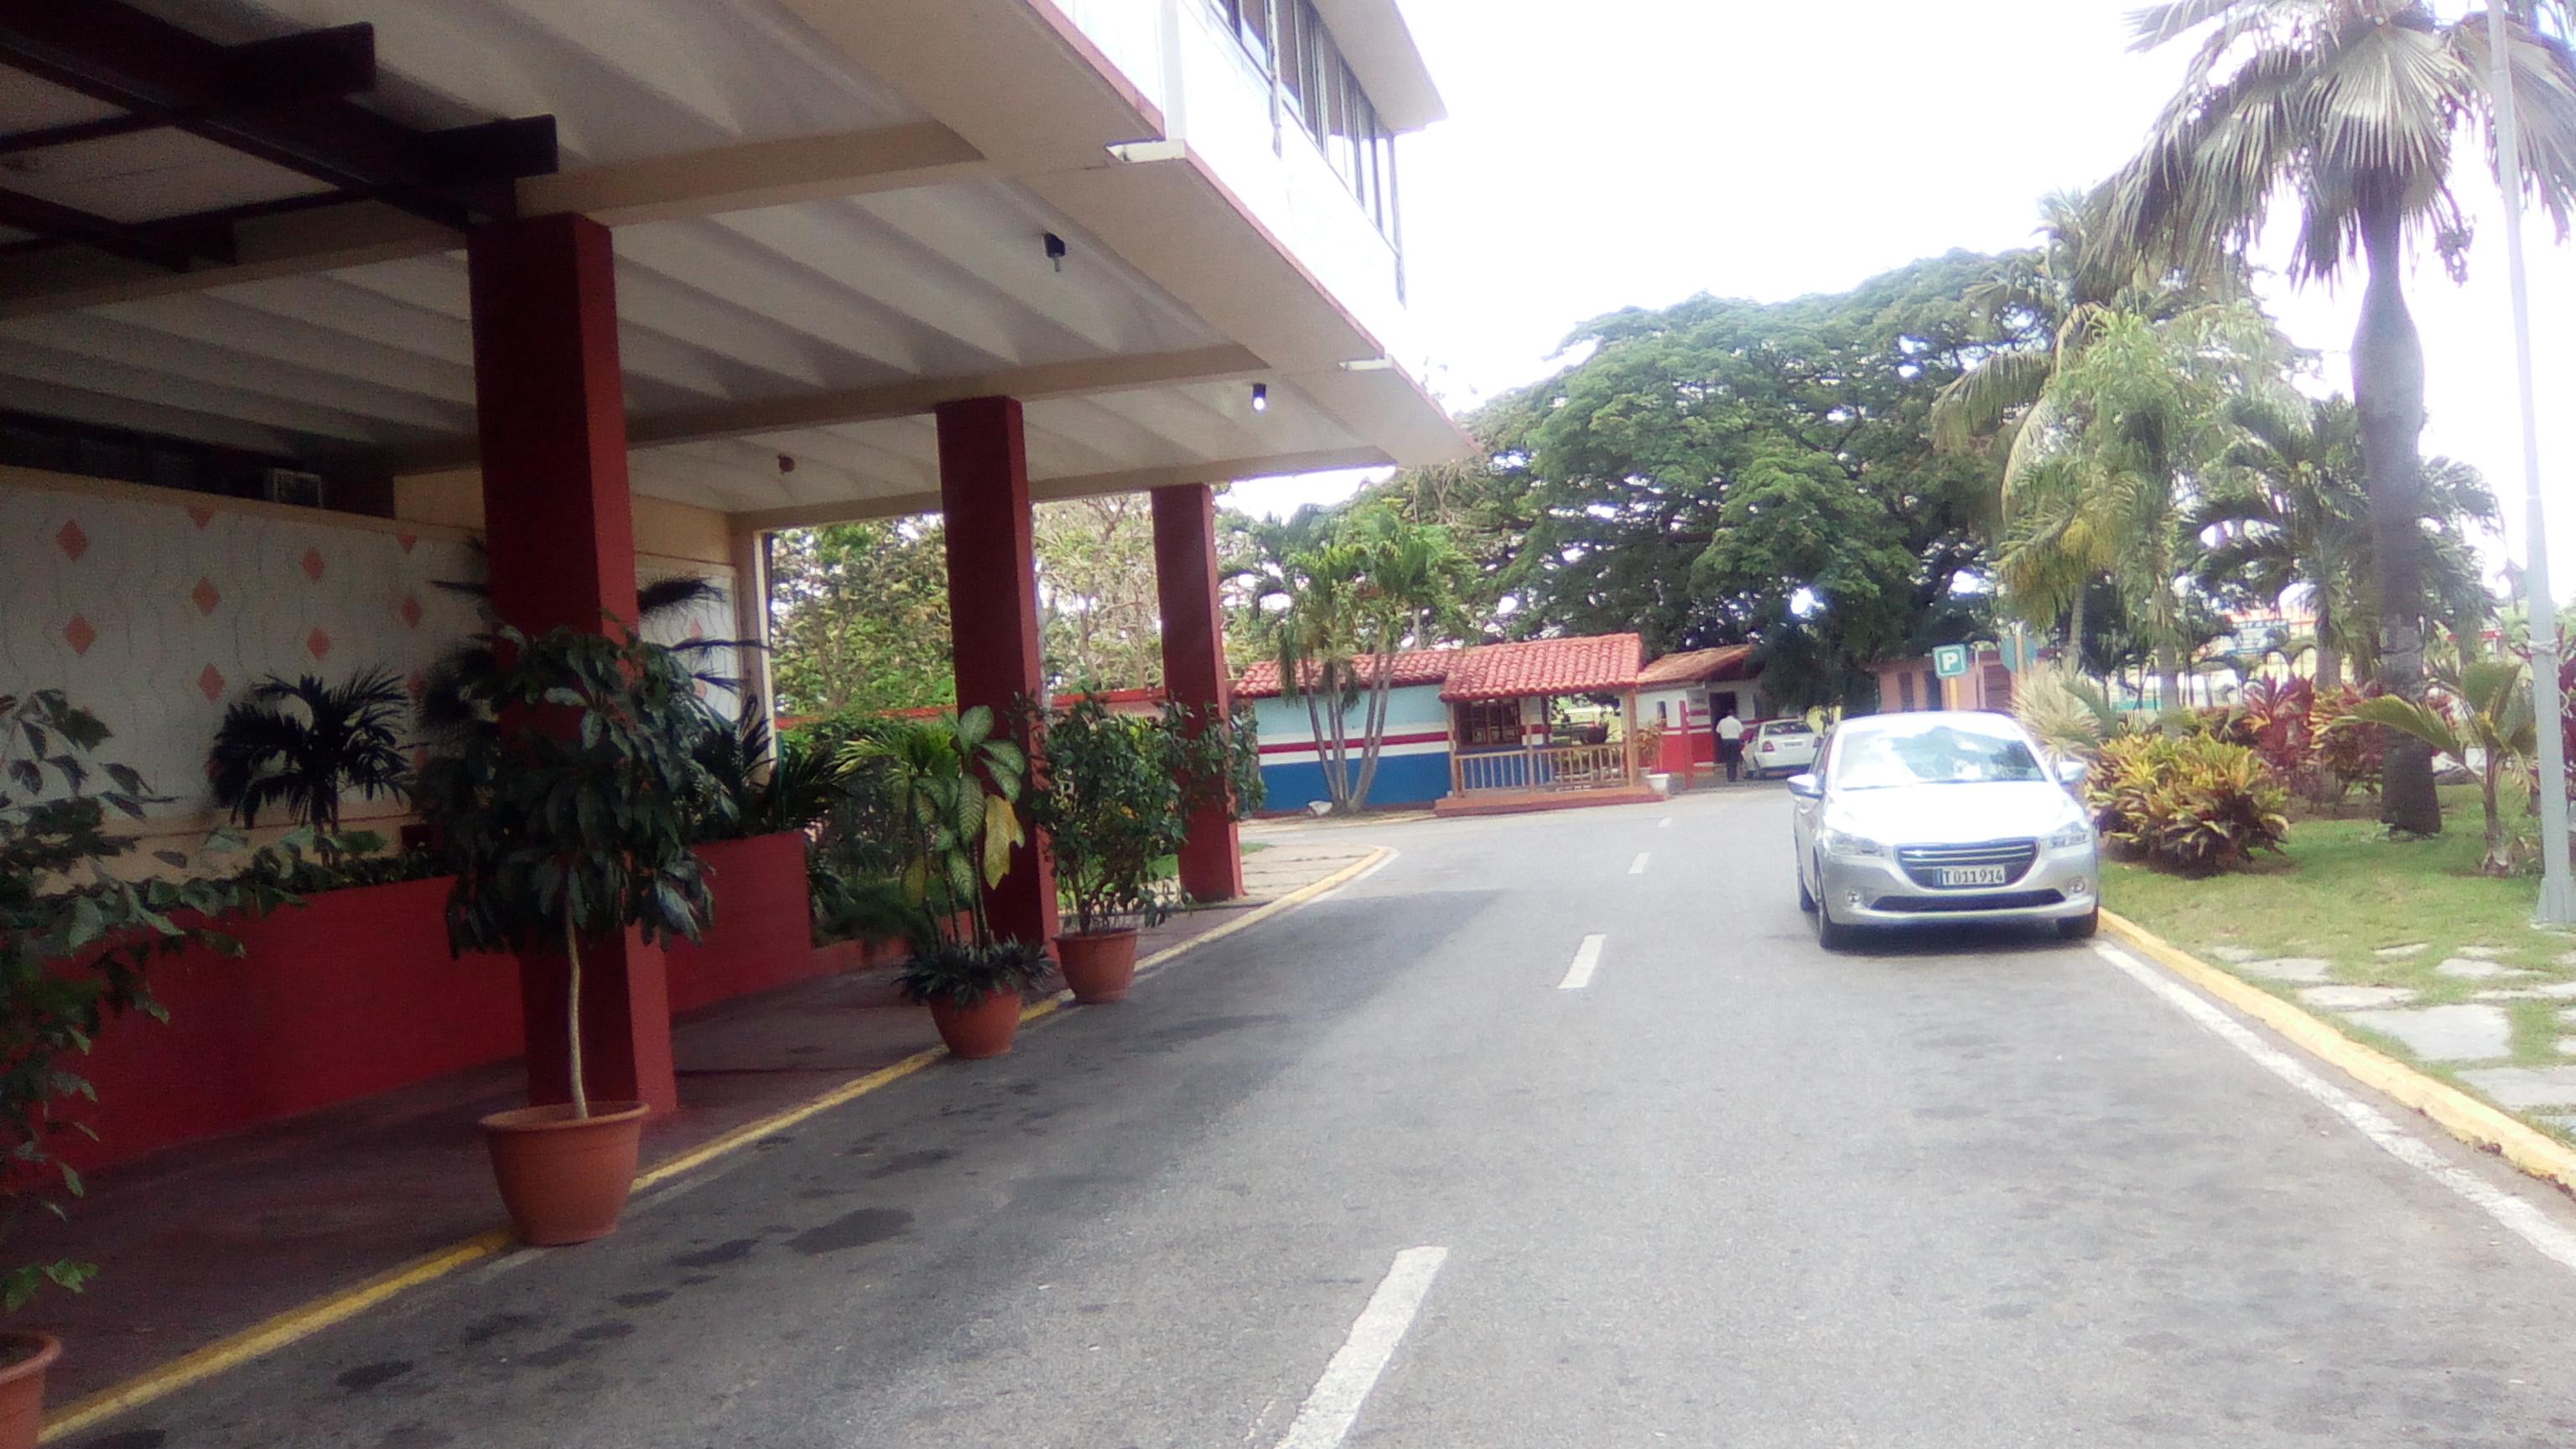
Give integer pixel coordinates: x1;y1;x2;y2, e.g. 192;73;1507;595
0;3;554;231
0;187;198;270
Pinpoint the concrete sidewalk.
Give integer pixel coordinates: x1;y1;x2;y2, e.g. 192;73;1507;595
18;839;1384;1414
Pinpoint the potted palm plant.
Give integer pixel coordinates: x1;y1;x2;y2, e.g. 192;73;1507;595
414;628;714;1245
841;709;1047;1057
1023;695;1195;1004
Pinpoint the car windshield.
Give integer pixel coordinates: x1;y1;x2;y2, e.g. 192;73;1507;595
1764;723;1811;736
1831;722;2046;790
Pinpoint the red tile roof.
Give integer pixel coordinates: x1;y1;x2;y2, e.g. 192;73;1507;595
1233;647;1461;699
1234;633;1656;702
1638;644;1758;686
1441;634;1643;702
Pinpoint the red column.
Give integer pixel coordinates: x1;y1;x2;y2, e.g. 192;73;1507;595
1152;484;1244;901
937;396;1060;947
468;214;677;1116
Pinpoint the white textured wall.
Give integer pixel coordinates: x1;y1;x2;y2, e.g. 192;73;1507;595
2;470;737;832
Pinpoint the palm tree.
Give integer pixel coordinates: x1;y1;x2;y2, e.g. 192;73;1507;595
2006;305;2285;710
2097;0;2576;832
1937;194;2245;658
208;668;412;834
1254;509;1470;814
2195;397;2501;690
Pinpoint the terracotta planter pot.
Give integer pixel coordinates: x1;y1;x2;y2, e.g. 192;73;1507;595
478;1101;649;1246
928;990;1023;1059
1056;929;1140;1004
0;1332;60;1449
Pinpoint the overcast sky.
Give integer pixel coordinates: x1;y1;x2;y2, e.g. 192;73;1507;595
1226;0;2576;595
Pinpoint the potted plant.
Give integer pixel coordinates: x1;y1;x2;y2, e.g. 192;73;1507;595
414;628;714;1245
1;692;296;1446
841;709;1048;1057
1024;695;1195;1003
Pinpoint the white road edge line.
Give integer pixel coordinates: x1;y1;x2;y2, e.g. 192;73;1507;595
1628;852;1649;875
1658;817;1672;829
1274;1246;1449;1449
2094;942;2576;1274
1558;934;1607;991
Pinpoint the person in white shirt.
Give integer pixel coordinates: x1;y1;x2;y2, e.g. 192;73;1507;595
1716;711;1746;783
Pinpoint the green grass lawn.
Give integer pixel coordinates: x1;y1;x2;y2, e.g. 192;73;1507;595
2105;786;2567;986
2105;785;2576;1132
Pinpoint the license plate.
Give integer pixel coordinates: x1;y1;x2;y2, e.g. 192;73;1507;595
1937;865;2009;887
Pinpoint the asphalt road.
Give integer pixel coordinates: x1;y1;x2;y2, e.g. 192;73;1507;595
103;787;2576;1447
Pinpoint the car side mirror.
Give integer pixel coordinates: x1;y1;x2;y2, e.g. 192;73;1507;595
1785;772;1821;799
2056;758;2090;787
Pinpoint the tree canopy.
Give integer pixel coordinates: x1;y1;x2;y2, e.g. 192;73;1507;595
1358;250;2036;708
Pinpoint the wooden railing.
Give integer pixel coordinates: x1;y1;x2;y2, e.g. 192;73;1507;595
1452;743;1635;796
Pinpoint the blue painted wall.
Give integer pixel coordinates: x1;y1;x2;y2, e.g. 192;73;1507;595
1259;750;1453;813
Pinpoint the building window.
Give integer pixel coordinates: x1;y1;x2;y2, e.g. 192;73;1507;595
1458;699;1520;748
1224;0;1401;239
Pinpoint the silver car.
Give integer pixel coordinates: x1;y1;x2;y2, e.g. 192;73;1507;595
1788;710;2099;949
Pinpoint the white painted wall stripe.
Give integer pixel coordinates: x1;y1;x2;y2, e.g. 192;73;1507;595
1628;852;1649;875
1558;934;1606;991
1274;1245;1449;1449
2094;943;2576;1275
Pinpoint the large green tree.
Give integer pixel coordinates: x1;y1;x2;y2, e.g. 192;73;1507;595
769;519;954;719
1035;494;1165;690
1460;252;2024;707
2097;0;2576;831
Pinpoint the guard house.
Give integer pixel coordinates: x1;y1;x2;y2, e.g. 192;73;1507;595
1237;632;1659;816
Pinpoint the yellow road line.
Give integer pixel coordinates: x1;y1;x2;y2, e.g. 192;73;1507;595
39;1230;514;1441
43;844;1390;1441
2102;909;2576;1199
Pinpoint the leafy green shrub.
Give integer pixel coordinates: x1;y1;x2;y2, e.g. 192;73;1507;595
3;692;300;1310
2306;685;2385;801
894;938;1052;1010
2086;733;2289;875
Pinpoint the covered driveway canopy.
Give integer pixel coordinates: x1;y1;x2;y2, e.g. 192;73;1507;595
0;0;1465;524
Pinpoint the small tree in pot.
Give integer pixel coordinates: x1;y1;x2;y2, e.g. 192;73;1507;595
1022;694;1195;1004
414;627;714;1244
841;709;1047;1057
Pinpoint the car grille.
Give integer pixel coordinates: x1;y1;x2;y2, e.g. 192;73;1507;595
1895;839;2038;891
1873;889;2065;914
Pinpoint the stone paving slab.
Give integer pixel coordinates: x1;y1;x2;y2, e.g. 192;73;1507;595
2241;956;2334;983
2457;1066;2576;1111
2374;943;2429;958
2299;985;2417;1010
2343;1004;2515;1063
2435;957;2528;980
2476;981;2576;1000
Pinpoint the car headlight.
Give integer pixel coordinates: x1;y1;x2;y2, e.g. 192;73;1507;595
2044;819;2093;849
1817;826;1884;858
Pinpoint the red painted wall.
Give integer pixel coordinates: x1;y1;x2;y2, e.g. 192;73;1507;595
68;832;826;1172
666;833;822;1015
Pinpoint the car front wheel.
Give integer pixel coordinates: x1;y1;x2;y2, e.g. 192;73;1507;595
1813;860;1856;950
1796;862;1816;912
2058;908;2100;941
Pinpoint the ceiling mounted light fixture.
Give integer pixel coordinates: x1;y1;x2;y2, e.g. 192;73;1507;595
1250;382;1269;413
1043;231;1067;273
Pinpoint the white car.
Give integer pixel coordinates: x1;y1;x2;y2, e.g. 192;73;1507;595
1789;711;2101;949
1745;718;1819;778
